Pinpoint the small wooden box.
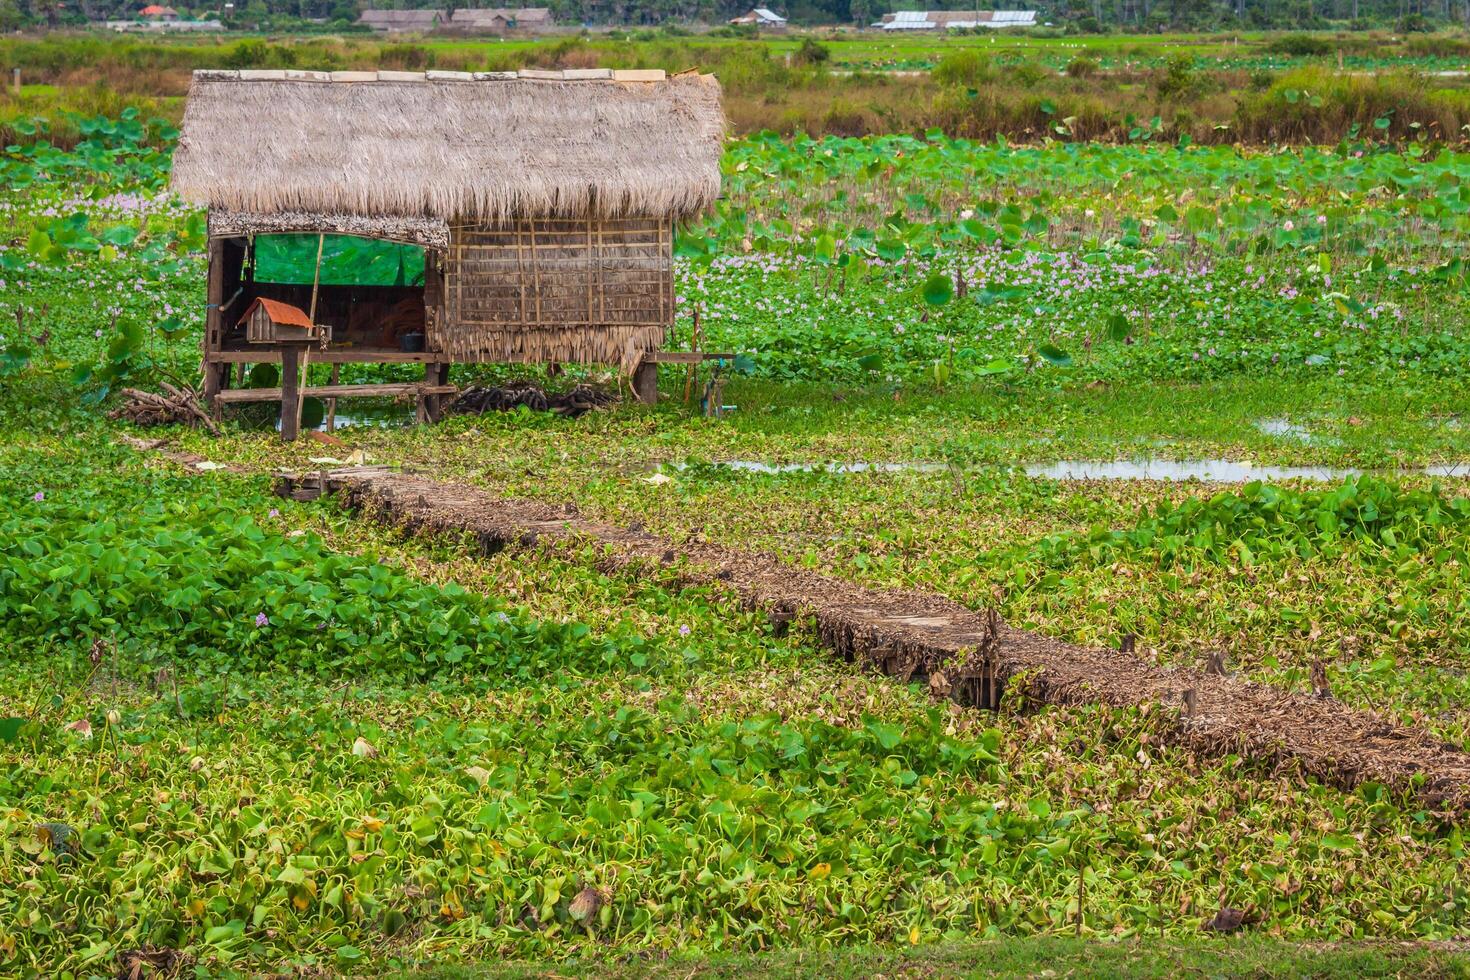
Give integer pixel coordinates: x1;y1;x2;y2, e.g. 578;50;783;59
239;297;329;345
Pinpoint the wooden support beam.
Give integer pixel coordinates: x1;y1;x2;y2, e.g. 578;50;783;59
632;360;657;405
205;350;445;365
423;363;451;423
280;347;301;443
201;362;228;412
216;383;458;405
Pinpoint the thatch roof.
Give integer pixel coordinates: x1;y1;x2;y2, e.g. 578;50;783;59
450;6;552;24
358;9;445;29
207;208;449;248
171;69;725;226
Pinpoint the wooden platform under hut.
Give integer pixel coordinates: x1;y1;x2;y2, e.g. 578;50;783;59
169;67;726;439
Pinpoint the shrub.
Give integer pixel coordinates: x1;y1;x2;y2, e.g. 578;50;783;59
223;39;298;69
1065;56;1100;79
1008;60;1050;87
1267;34;1333;56
792;38;830;67
1154;55;1200;101
1235;66;1470;143
380;43;434;70
933;50;995;88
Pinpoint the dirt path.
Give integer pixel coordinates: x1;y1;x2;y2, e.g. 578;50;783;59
273;465;1470;814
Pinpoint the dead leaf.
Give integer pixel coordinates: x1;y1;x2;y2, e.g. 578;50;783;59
352;737;377;758
568;886;604;922
1203;907;1256;933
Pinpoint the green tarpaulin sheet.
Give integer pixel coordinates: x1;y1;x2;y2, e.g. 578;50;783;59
253;234;425;287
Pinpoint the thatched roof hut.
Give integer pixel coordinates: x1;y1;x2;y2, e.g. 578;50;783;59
447;7;554;33
357;9;446;32
173;68;725;427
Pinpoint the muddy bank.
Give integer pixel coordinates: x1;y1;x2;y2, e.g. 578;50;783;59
276;465;1470;814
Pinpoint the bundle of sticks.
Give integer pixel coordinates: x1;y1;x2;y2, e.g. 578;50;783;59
449;383;618;418
108;383;221;435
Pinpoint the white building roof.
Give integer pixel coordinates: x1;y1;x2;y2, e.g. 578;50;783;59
878;9;1036;29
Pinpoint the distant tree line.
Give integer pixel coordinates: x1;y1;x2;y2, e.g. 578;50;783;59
2;0;1467;34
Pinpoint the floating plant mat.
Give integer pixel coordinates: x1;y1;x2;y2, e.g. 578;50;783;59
662;459;1470;483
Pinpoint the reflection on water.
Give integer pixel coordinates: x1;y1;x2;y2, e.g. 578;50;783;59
327;409;413;430
1255;418;1314;444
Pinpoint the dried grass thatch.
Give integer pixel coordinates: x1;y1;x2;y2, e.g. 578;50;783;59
171;74;726;224
208;209;449;249
439;215;671;366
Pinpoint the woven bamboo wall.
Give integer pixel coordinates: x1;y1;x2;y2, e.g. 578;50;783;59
438;216;673;367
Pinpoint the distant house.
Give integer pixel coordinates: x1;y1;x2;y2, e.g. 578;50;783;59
140;3;180;19
874;9;1037;29
728;7;788;29
106;14;223;29
448;7;554;34
357;9;446;32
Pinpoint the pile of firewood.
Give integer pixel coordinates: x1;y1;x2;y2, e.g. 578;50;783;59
449;383;617;418
108;383;220;435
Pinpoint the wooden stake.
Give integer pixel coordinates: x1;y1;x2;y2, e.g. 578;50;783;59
295;232;326;438
280;346;301;442
308;233;325;325
683;306;701;404
326;363;340;432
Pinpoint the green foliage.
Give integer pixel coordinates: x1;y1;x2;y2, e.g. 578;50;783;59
0;461;653;682
933;50;996;88
792;38;830;67
1017;476;1470;571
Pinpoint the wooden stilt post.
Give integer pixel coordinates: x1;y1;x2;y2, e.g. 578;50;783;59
423;362;449;423
280;346;301;442
203;238;224;413
326;363;340;432
632;358;657;406
202;361;228;416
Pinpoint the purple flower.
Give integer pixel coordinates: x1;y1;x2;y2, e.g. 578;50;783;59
268;508;280;518
255;612;269;628
32;491;43;502
678;624;691;637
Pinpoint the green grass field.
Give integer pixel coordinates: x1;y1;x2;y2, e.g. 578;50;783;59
2;37;1470;976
